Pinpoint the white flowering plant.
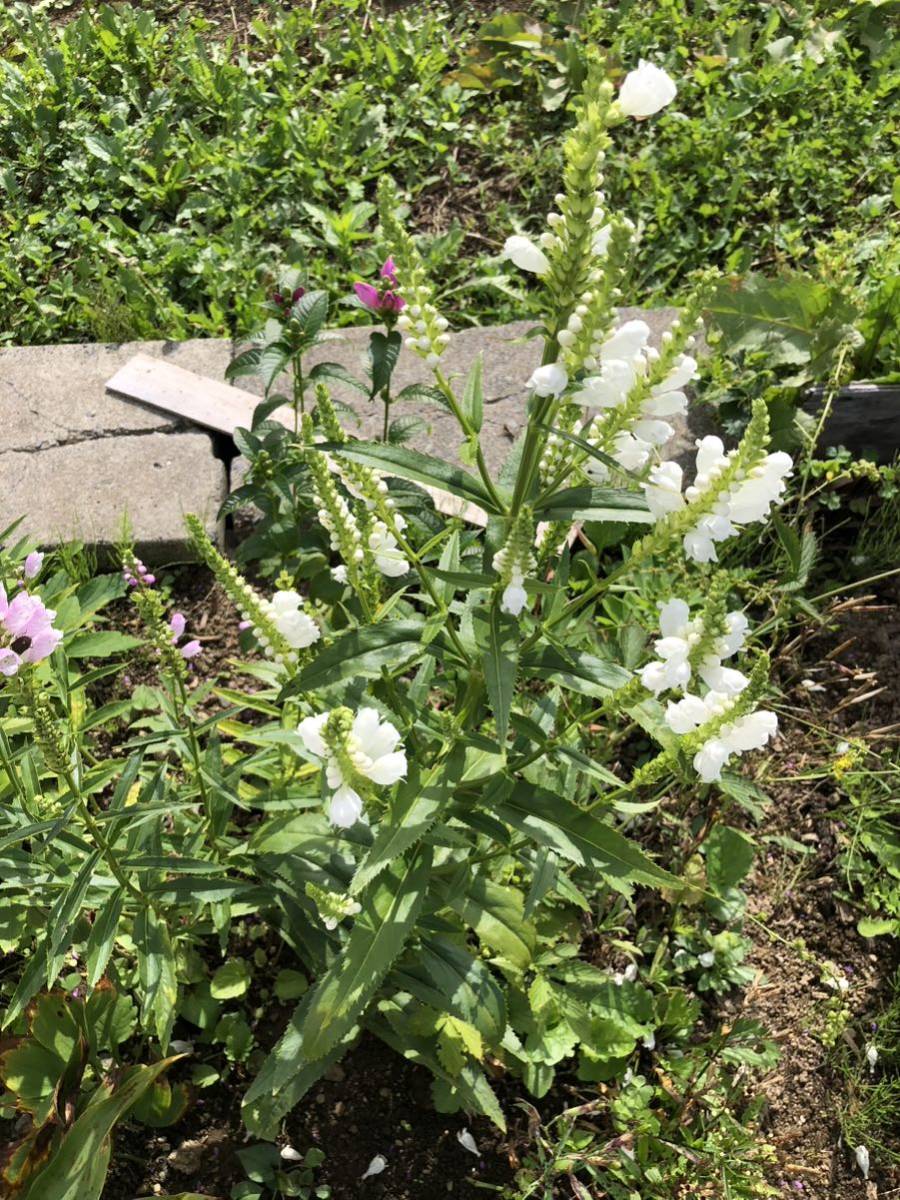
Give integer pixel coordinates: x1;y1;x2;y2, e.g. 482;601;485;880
0;60;794;1162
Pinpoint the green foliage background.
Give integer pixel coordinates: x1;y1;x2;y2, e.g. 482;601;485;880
0;0;896;345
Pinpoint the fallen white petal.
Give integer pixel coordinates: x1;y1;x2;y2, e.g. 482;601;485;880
362;1154;388;1179
855;1144;870;1179
457;1128;479;1155
280;1145;303;1162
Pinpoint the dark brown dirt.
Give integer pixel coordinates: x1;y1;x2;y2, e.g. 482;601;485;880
720;580;900;1198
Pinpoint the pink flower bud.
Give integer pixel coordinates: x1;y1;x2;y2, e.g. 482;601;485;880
180;639;202;659
24;551;43;579
169;612;187;641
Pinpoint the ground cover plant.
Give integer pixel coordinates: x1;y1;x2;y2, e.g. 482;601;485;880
0;0;896;346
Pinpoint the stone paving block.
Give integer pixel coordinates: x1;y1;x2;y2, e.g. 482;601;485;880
0;432;225;559
0;338;232;453
236;309;689;473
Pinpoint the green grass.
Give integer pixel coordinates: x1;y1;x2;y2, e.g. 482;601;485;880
0;0;896;346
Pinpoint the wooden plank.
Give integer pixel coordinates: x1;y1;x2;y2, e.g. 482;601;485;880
106;353;489;526
106;353;292;435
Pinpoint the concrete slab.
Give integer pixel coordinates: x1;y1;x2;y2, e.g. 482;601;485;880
0;339;232;453
236;309;688;473
0;432;225;559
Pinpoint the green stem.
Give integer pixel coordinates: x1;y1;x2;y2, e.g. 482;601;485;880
62;766;147;908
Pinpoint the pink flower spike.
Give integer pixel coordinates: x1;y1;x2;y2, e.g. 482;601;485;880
169;612;187;641
180;639;202;659
24;552;43;580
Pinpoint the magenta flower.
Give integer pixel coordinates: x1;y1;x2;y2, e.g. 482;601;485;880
354;258;405;316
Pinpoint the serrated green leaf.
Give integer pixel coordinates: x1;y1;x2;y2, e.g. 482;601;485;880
351;747;464;894
391;934;507;1044
532;486;651;524
522;645;631;696
462;352;484;433
134;908;178;1050
65;632;143;658
299;848;432;1062
496;783;677;892
319;441;501;513
284;620;437;695
444;877;535;970
473;603;518;744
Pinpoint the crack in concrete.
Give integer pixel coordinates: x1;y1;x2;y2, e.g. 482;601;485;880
0;423;190;456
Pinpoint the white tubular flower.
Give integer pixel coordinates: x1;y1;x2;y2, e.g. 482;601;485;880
500;574;528;617
592;224;612;256
641;389;688;419
492;507;535;621
639;598;693;695
267;589;321;650
647;432;793;564
618;60;677;118
368;521;409;578
665;691;717;735
726;452;793;523
665;686;777;782
718;610;749;657
330;784;365;828
697;659;748;696
599;320;651;363
576;358;638;409
528;362;568;397
349;707;408;785
504;235;551;276
296;706;407;828
640;597;751;699
651;354;698;396
643;461;685;518
633;417;675;446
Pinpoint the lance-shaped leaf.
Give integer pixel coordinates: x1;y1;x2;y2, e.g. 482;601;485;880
522;645;631;697
461;352;484;433
391;935;507;1044
242;981;357;1138
283;620;449;696
532;485;652;524
85;888;124;988
495;783;677;892
133;908;178;1050
317;441;502;513
438;876;535;970
351;747;465;894
293;849;431;1066
367;1007;506;1130
17;1057;181;1200
473;602;518;744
